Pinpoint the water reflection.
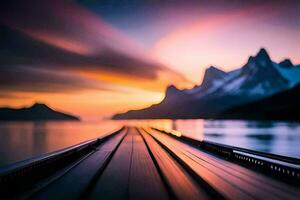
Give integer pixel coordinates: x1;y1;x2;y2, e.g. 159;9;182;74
0;121;121;167
246;133;275;141
0;119;300;167
166;119;300;159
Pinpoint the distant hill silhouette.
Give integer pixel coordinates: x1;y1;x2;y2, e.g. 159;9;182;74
113;48;300;119
219;84;300;121
0;103;80;121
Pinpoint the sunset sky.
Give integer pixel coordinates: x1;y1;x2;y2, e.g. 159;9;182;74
1;0;300;120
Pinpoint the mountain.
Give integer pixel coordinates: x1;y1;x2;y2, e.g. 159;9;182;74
113;48;300;119
219;83;300;121
0;103;80;121
197;66;228;92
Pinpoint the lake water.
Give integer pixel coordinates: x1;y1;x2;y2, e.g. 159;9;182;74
0;119;300;167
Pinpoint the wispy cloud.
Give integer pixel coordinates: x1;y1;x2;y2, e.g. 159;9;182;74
0;0;190;96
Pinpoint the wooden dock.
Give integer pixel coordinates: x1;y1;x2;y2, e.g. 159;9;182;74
0;127;300;199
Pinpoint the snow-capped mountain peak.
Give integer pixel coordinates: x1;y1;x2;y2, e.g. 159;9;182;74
279;59;294;68
190;48;292;99
220;48;289;96
187;66;229;97
201;66;227;89
255;48;271;65
169;48;298;102
274;61;300;86
242;48;273;73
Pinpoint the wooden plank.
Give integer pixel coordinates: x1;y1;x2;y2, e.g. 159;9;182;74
140;129;211;200
129;128;169;200
29;128;127;200
174;138;300;198
146;129;256;200
147;129;300;200
164;130;300;197
87;128;135;199
19;151;94;199
88;127;168;200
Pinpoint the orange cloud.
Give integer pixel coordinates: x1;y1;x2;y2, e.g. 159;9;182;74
24;31;94;55
0;0;193;118
0;0;193;91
